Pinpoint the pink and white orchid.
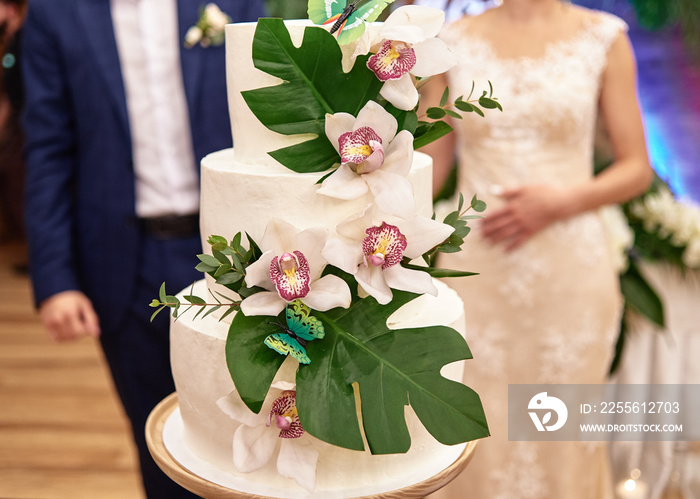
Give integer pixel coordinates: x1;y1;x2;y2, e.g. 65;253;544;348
322;205;454;305
367;5;457;111
319;100;416;218
217;381;319;492
241;219;351;317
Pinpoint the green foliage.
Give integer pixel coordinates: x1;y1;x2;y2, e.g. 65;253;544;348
413;120;453;150
423;193;486;269
226;310;288;414
242;18;384;173
619;259;664;327
226;268;489;453
419;83;501;149
149;232;263;322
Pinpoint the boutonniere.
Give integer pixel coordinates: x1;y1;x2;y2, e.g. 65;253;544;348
184;3;232;48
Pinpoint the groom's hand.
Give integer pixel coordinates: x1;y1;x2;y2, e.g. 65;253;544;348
39;291;102;342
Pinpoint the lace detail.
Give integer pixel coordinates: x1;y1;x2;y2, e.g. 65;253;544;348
468;321;508;379
497;243;550;308
442;9;628;188
490;442;549;499
551;212;608;268
538;311;602;382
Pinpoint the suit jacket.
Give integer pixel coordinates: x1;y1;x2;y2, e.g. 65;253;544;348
22;0;265;330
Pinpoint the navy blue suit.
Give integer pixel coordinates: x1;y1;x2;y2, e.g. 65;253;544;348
22;1;265;497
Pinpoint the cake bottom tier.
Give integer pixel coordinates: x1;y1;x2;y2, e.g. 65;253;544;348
170;279;468;498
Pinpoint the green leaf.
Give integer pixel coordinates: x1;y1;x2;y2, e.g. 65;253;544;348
445;109;462;119
466;81;476;100
402;264;478;278
426;107;447;120
226;312;287;414
202;305;222;320
158;282;167;303
620;260;665;327
164;294;180;306
478;96;502;111
439;86;449;107
242;18;384;173
216;272;244;286
208;235;228;252
413;121;453;150
454;100;475;113
184;295;206;305
195;262;218;273
471;195;487;213
212;249;229;265
299;291;488;453
269;136;340;173
231;232;243;252
198;254;221;267
150;305;166;322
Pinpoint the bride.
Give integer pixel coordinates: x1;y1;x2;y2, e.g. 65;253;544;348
421;0;652;497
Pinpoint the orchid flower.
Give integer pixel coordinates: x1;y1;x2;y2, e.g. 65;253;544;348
241;219;351;316
319;100;416;218
322;205;454;305
217;381;319;492
366;5;457;111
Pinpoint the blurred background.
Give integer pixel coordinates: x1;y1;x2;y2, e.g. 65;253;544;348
0;0;697;498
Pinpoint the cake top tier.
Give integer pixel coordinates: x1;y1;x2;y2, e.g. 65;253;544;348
225;21;315;168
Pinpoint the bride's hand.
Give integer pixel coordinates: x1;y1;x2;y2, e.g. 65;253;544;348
480;184;571;251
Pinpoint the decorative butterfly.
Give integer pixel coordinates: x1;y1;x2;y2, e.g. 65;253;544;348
308;0;396;45
265;300;325;364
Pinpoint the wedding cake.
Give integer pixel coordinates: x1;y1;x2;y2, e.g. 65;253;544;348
161;5;490;498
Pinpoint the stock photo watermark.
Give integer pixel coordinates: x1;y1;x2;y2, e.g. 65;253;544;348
509;384;700;441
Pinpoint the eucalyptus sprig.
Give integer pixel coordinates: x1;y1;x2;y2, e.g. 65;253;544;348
196;233;264;298
413;82;501;150
426;193;486;268
398;193;485;278
149;282;241;322
149;232;265;322
426;81;502;120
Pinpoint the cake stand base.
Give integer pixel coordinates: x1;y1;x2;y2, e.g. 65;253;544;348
146;393;477;499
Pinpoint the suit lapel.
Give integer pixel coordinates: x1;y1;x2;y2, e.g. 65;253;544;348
178;0;204;120
76;0;130;135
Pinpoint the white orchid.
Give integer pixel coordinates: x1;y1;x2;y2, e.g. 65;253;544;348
366;5;457;111
217;381;319;492
319;100;416;218
322;205;454;304
241;219;351;316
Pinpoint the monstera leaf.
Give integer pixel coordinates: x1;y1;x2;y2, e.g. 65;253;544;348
226;272;489;454
242;18;384;173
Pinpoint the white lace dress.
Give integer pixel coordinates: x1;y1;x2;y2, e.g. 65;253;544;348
429;10;627;499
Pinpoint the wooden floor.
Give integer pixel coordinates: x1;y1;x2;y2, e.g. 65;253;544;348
0;241;145;499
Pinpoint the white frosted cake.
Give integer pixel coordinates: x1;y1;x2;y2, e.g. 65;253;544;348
165;8;487;499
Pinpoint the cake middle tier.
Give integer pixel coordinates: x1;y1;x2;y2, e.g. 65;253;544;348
199;148;434;252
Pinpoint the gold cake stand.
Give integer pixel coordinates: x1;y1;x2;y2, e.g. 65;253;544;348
146;393;477;499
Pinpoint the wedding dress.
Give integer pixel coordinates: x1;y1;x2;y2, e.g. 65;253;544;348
429;9;627;499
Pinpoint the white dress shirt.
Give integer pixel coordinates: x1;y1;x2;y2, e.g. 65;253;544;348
111;0;199;218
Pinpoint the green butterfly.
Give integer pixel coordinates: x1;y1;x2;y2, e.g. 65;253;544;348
308;0;396;45
265;300;325;364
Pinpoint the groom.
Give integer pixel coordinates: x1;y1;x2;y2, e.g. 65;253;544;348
22;0;264;497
